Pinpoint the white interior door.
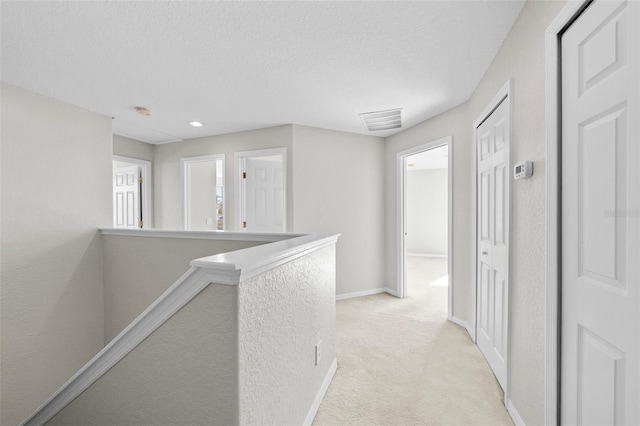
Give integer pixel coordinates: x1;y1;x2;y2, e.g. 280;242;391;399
113;164;140;229
561;1;639;423
476;96;509;391
242;156;285;232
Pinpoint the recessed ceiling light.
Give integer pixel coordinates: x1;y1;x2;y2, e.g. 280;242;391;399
189;121;204;128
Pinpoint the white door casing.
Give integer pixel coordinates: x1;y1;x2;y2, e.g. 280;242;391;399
113;164;140;229
395;137;453;319
476;89;510;392
561;1;640;424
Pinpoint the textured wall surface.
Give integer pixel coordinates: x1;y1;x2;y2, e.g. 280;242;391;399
465;2;566;422
49;284;239;426
112;134;154;162
385;1;567;423
153;125;294;231
406;168;448;256
238;245;336;425
102;235;265;342
292;125;385;295
0;83;112;425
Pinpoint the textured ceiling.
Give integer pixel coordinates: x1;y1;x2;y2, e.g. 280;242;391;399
1;1;524;144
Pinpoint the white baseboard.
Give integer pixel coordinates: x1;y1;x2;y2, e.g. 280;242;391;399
384;287;399;297
303;358;338;426
336;288;400;300
507;399;525;426
450;316;475;341
406;253;448;258
336;288;386;300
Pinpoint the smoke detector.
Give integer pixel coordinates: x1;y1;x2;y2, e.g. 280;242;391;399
359;108;402;131
135;106;151;116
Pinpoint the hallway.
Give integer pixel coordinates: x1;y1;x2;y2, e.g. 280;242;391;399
313;256;513;425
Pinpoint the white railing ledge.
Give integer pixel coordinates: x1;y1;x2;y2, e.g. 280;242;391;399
100;228;306;242
191;233;340;285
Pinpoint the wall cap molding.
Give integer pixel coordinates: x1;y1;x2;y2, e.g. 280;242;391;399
191;234;340;285
100;228;305;242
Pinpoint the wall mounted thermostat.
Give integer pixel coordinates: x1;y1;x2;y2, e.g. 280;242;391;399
514;161;533;180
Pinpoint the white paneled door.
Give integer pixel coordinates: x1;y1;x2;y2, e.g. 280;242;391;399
476;96;509;391
243;157;285;232
561;1;640;424
113;164;140;229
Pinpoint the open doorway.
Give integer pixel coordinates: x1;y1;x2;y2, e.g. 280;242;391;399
181;154;225;231
397;136;452;319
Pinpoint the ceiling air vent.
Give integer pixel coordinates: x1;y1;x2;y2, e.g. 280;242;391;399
359;108;402;131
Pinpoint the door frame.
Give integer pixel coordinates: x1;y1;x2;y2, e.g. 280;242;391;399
235;147;287;232
544;2;592;424
396;136;453;319
180;153;225;230
113;155;152;229
473;80;512;402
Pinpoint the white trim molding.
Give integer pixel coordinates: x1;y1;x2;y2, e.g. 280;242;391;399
21;232;339;426
303;358;338;426
544;2;590;425
336;288;387;301
507;399;526;426
450;316;475;341
100;228;304;242
191;234;340;285
396;136;454;322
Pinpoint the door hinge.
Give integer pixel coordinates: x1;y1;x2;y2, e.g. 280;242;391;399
138;176;143;184
243;221;247;228
242;172;247;179
138;220;143;228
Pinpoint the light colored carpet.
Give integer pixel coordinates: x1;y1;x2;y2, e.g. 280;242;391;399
313;257;513;426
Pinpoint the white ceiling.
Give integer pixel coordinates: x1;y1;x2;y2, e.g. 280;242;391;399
1;1;524;144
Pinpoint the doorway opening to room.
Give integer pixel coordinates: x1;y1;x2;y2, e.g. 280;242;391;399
181;154;225;231
112;155;152;229
397;137;452;319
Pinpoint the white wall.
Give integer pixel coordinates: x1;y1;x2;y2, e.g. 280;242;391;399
292;125;386;296
102;235;266;342
0;82;113;425
113;134;154;162
153;125;294;231
406;168;448;256
50;284;240;426
385;1;567;423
